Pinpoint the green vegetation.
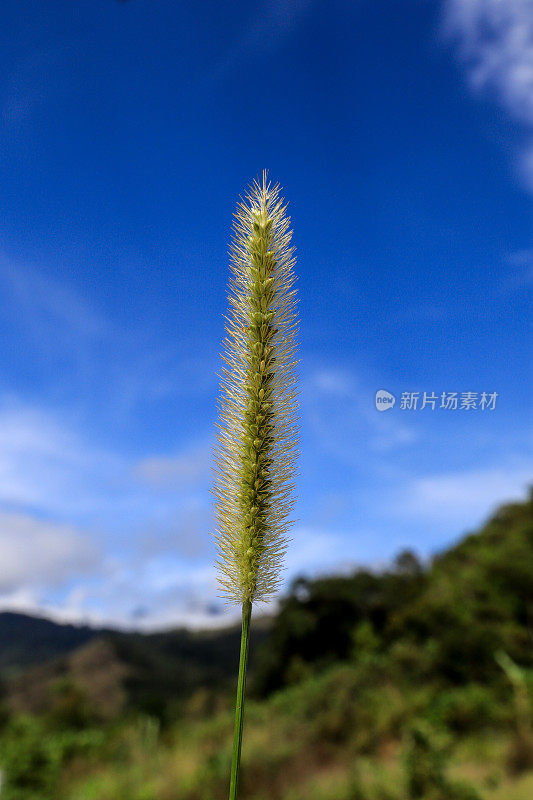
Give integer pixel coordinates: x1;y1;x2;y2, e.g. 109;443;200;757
0;491;531;798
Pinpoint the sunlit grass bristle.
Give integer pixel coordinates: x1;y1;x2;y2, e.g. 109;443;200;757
213;170;299;605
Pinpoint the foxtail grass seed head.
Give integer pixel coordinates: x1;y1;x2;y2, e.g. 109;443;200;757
213;172;298;606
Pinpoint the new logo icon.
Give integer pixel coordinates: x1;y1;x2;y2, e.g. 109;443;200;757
375;389;396;411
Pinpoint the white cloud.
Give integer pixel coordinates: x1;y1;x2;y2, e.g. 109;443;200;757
0;512;99;594
0;252;106;345
443;0;533;189
0;399;221;628
0;402;126;519
306;364;417;461
0;398;216;542
0;505;220;631
397;462;532;523
285;525;343;571
70;556;225;631
134;442;211;488
309;367;357;397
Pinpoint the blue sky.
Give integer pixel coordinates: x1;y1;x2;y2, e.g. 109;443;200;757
0;0;531;628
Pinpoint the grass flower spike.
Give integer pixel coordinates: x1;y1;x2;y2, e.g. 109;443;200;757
214;172;298;799
214;172;299;604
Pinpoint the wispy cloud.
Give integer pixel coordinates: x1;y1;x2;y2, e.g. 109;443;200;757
0;547;223;631
443;0;533;190
0;402;125;520
396;460;532;524
0;390;529;627
305;363;417;461
134;441;212;488
0;397;216;536
0;399;220;628
0;511;99;595
309;367;357;397
0;249;216;423
284;525;348;575
499;248;533;294
205;0;315;83
71;558;221;631
0;251;107;346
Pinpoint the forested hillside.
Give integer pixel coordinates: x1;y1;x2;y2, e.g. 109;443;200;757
0;492;531;799
253;490;533;695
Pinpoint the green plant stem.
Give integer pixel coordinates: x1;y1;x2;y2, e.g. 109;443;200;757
229;599;252;800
